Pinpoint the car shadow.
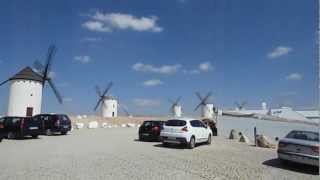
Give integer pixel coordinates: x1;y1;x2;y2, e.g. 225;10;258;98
133;139;161;143
7;136;41;140
263;158;319;175
153;143;187;149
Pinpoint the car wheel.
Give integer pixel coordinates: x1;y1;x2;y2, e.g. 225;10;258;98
45;129;52;136
188;136;195;149
7;132;15;139
0;138;2;142
32;135;38;139
61;131;67;135
207;134;212;145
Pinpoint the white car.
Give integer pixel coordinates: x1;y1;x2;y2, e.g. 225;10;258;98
160;118;212;149
277;130;319;167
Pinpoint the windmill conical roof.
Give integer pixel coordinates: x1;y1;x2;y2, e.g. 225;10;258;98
10;66;43;82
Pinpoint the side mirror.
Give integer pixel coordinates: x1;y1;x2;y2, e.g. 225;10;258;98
275;137;279;141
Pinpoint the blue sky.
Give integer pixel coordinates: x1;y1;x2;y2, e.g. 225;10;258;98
0;0;317;115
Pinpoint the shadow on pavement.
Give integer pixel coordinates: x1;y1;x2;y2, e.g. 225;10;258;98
263;158;319;175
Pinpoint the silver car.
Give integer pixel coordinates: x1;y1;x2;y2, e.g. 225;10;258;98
277;130;319;167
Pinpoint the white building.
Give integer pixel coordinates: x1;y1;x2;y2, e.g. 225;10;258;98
202;104;214;118
172;105;182;117
101;97;118;118
6;67;43;117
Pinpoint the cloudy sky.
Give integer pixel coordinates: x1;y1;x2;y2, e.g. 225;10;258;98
0;0;317;115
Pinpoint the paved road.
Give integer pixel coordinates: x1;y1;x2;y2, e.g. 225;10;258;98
0;128;318;180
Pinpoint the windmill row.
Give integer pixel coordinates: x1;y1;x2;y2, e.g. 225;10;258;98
0;45;218;119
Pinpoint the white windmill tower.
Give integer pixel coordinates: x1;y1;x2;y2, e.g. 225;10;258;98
94;82;130;118
0;45;63;117
168;96;182;117
194;92;214;118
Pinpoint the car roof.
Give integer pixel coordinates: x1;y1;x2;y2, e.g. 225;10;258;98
167;117;197;121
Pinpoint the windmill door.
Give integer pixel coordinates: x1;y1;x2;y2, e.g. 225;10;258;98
26;107;33;117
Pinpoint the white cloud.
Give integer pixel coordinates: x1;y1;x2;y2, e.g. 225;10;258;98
83;11;163;33
268;46;292;59
286;73;302;81
82;37;102;42
133;98;161;107
132;63;181;75
184;61;213;74
82;21;111;32
74;56;91;64
143;79;163;87
198;62;213;72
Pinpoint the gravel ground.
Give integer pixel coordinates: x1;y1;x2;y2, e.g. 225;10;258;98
0;128;318;180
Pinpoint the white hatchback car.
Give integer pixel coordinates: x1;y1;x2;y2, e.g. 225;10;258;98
160;118;213;149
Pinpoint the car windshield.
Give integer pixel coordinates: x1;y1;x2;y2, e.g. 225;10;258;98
165;120;186;127
286;131;319;142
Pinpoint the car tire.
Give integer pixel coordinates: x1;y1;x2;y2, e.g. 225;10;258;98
207;134;212;145
0;138;2;142
32;135;38;139
45;129;52;136
61;131;67;135
7;132;15;139
188;136;195;149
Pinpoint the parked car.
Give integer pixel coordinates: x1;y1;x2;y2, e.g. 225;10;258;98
0;118;6;142
33;114;72;135
160;118;212;149
1;116;42;139
139;120;165;141
277;130;319;167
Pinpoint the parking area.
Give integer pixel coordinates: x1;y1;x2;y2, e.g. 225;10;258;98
0;128;318;180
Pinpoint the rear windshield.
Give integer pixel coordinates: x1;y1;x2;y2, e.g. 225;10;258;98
58;115;70;121
142;121;163;127
165;120;186;127
286;131;319;142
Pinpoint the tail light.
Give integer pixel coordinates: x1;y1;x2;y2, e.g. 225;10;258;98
312;146;319;154
152;126;160;132
181;126;188;132
278;142;287;148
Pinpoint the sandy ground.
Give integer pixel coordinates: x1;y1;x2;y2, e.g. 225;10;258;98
0;128;318;180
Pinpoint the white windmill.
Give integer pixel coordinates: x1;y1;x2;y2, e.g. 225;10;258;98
94;82;129;118
168;96;182;117
194;92;214;118
0;45;63;117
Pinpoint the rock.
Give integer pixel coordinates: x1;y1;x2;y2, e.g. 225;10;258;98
229;129;239;140
75;123;84;129
121;124;127;128
239;133;250;144
101;122;108;128
88;121;99;129
137;124;141;128
256;135;276;148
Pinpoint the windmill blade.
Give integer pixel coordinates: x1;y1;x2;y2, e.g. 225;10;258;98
101;82;113;97
33;59;45;74
118;102;130;116
195;92;203;101
94;98;103;111
43;45;57;83
47;79;63;104
194;102;203;112
95;86;102;97
0;79;10;87
202;91;212;104
175;96;182;104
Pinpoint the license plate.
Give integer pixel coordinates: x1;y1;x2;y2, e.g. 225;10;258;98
29;127;38;130
168;136;176;140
